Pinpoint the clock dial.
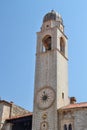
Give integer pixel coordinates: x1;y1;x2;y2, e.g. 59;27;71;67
37;86;55;109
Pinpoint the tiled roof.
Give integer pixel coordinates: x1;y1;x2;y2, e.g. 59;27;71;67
6;113;33;121
61;102;87;110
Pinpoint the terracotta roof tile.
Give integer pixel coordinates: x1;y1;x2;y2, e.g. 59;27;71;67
61;102;87;110
6;113;33;120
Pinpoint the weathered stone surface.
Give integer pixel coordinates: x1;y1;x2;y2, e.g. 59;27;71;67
0;100;30;130
59;106;87;130
32;10;69;130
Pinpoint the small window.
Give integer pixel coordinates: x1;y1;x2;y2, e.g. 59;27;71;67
64;124;67;130
62;92;64;99
68;124;72;130
60;37;65;55
42;45;45;52
46;25;49;27
42;35;52;52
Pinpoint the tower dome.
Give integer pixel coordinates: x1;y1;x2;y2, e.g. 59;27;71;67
43;10;63;24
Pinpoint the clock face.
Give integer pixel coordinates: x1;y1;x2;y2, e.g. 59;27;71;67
36;86;55;109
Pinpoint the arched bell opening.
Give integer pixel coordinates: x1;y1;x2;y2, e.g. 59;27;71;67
42;35;52;52
60;37;65;55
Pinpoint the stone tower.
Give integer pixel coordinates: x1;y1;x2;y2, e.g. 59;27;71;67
32;10;70;130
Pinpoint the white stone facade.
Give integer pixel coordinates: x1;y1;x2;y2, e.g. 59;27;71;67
59;106;87;130
32;10;87;130
32;10;69;130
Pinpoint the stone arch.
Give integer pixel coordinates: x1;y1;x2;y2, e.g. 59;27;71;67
60;37;65;55
42;35;52;52
68;124;72;130
64;124;67;130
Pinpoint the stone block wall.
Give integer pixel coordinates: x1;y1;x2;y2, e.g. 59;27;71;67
11;104;29;117
0;100;30;130
59;107;87;130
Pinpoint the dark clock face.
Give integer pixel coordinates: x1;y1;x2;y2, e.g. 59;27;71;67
36;87;55;109
42;91;48;102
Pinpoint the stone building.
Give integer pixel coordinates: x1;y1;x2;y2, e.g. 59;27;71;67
1;10;87;130
0;100;32;130
32;10;87;130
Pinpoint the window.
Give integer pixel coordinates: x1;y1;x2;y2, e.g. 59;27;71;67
62;92;64;99
46;25;49;28
64;124;67;130
60;37;65;55
42;35;52;52
68;124;72;130
63;123;72;130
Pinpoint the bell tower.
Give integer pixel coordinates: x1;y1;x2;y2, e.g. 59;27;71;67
32;10;70;130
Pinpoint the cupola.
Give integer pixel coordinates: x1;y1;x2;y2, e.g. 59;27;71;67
41;10;64;32
43;10;63;25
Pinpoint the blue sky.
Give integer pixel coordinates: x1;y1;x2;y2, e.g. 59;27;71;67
0;0;87;111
